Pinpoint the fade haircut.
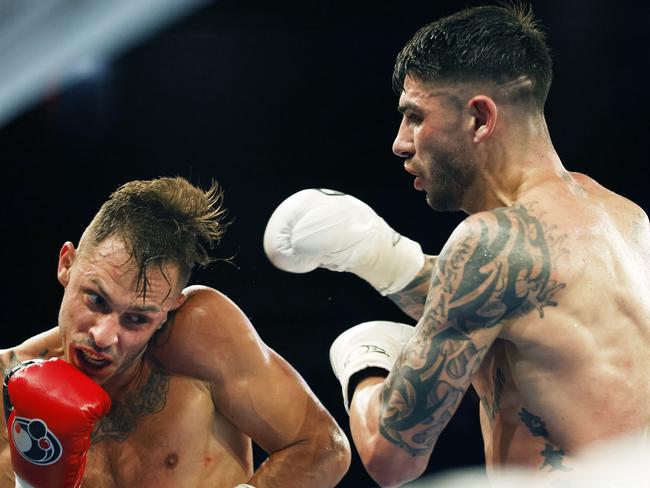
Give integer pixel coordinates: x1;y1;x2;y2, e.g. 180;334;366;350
393;3;552;110
78;176;227;297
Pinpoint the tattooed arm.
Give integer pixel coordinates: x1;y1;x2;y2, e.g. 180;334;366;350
348;206;564;487
386;255;437;321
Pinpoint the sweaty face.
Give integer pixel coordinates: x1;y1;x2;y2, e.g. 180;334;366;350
57;237;185;387
393;76;477;211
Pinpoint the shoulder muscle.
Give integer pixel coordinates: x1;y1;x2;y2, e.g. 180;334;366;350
150;285;269;382
431;204;565;334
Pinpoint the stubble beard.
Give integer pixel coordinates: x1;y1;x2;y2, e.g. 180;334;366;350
425;144;476;212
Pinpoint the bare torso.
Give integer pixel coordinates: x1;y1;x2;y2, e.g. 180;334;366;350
0;334;254;488
83;364;253;487
472;173;650;477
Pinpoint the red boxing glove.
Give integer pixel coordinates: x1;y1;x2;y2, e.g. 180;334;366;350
3;358;112;488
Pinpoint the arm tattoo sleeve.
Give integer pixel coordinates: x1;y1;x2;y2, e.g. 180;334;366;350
387;255;437;320
379;204;566;456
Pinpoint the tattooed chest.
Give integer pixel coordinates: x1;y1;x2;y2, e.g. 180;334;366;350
92;367;170;443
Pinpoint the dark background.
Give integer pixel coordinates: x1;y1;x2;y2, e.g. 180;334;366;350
1;0;648;486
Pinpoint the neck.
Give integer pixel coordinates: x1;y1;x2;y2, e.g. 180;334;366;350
461;117;563;214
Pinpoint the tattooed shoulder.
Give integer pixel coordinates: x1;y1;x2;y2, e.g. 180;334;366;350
435;203;567;332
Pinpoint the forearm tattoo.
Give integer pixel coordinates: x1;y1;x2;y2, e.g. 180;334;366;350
379;204;566;456
387;255;437;320
519;408;570;472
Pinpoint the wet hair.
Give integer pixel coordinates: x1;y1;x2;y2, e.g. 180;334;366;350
393;3;552;110
78;176;228;296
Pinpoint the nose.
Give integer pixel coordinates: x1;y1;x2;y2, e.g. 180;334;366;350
392;118;414;158
89;314;119;349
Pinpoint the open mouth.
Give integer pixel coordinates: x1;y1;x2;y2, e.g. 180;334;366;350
76;348;111;369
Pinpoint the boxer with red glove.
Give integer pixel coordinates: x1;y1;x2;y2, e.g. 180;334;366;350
3;358;111;488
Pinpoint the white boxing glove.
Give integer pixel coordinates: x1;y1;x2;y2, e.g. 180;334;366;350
330;321;415;412
263;189;424;295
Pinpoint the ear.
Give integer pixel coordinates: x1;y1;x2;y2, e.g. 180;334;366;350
57;242;76;287
157;291;187;331
468;95;497;144
169;291;188;313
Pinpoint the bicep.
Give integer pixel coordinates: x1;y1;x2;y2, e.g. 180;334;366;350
214;342;331;454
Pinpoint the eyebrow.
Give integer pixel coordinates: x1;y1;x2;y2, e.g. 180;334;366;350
397;101;422;114
90;279;162;313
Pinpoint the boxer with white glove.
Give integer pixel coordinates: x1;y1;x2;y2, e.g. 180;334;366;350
330;321;415;413
3;358;112;488
263;189;425;296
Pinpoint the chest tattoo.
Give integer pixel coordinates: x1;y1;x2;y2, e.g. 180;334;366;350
92;368;170;443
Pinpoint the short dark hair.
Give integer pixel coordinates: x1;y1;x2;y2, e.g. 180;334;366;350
393;3;552;109
79;176;228;295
